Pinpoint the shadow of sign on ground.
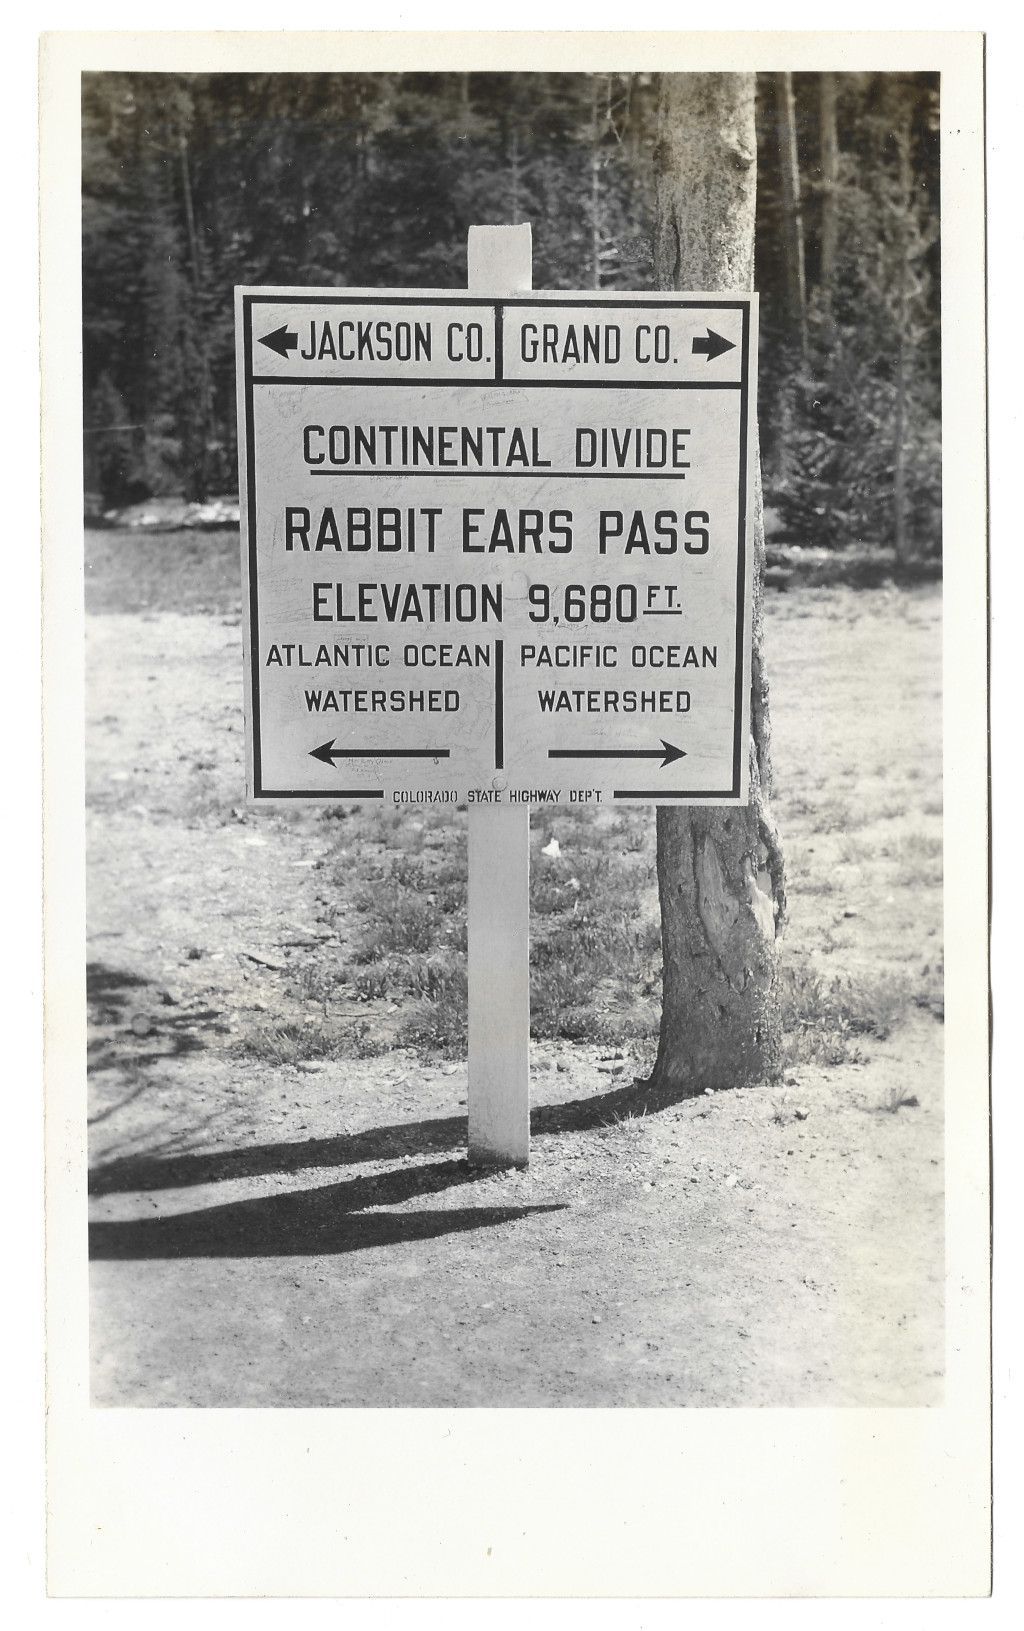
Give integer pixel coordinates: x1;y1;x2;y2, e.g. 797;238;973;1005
90;1153;567;1260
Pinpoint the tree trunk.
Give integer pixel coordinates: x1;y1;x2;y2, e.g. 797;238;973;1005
178;132;214;499
590;75;603;290
892;117;913;567
773;72;809;365
509;125;523;225
648;73;785;1095
818;72;839;323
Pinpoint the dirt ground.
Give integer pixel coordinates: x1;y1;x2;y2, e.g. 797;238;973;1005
85;538;944;1407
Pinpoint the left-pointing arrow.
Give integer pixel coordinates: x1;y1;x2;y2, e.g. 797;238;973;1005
310;740;451;766
548;739;686;768
259;324;299;358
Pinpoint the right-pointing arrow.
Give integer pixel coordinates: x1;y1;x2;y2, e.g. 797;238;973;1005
691;327;736;362
548;740;686;768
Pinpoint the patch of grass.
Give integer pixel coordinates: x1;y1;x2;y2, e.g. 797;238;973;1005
348;853;468;962
352;966;391;1001
800;874;837;896
618;813;652;854
303;723;941;1066
881;1083;920;1113
894;858;943;889
900;830;943;859
407;953;467;1005
782;793;820;818
352;890;442;958
779;965;914;1067
767;1087;791;1124
289;957;345;1012
85;527;242;616
837;834;877;865
234;1017;387;1064
892;832;943;888
814;799;856;833
397;967;468;1052
530;967;596;1031
323;805;662;1053
913;960;944;1020
529;845;660;1042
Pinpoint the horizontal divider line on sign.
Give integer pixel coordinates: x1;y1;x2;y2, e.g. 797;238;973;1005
612;788;738;799
306;469;693;479
254;788;385;799
244;295;751;310
250;376;743;391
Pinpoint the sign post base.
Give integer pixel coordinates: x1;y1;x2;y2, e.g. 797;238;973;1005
467;800;531;1166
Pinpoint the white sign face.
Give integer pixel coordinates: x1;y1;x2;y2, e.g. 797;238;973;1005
236;287;757;808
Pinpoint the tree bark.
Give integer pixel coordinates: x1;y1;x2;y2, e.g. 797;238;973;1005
178;132;215;500
774;72;809;365
648;73;785;1095
892;117;913;566
590;76;603;290
818;72;839;322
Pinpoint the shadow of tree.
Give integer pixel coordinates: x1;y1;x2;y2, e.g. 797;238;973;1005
89;1115;468;1195
89;1156;566;1260
87;962;149;1021
89;1073;697;1198
87;961;226;1071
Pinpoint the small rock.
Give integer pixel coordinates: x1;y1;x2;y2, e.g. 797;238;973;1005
591;1315;602;1324
794;1109;809;1121
130;1013;155;1037
725;1173;738;1187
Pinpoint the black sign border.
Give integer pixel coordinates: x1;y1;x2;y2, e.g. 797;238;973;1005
239;291;753;804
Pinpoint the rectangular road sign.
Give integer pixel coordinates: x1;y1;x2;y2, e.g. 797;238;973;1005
236;287;757;807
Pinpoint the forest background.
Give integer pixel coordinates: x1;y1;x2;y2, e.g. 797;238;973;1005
81;68;941;574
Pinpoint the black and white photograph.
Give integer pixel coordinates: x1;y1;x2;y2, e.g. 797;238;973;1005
40;23;991;1601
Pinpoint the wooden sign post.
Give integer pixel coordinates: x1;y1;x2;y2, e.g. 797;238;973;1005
465;226;533;1167
235;233;757;1170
